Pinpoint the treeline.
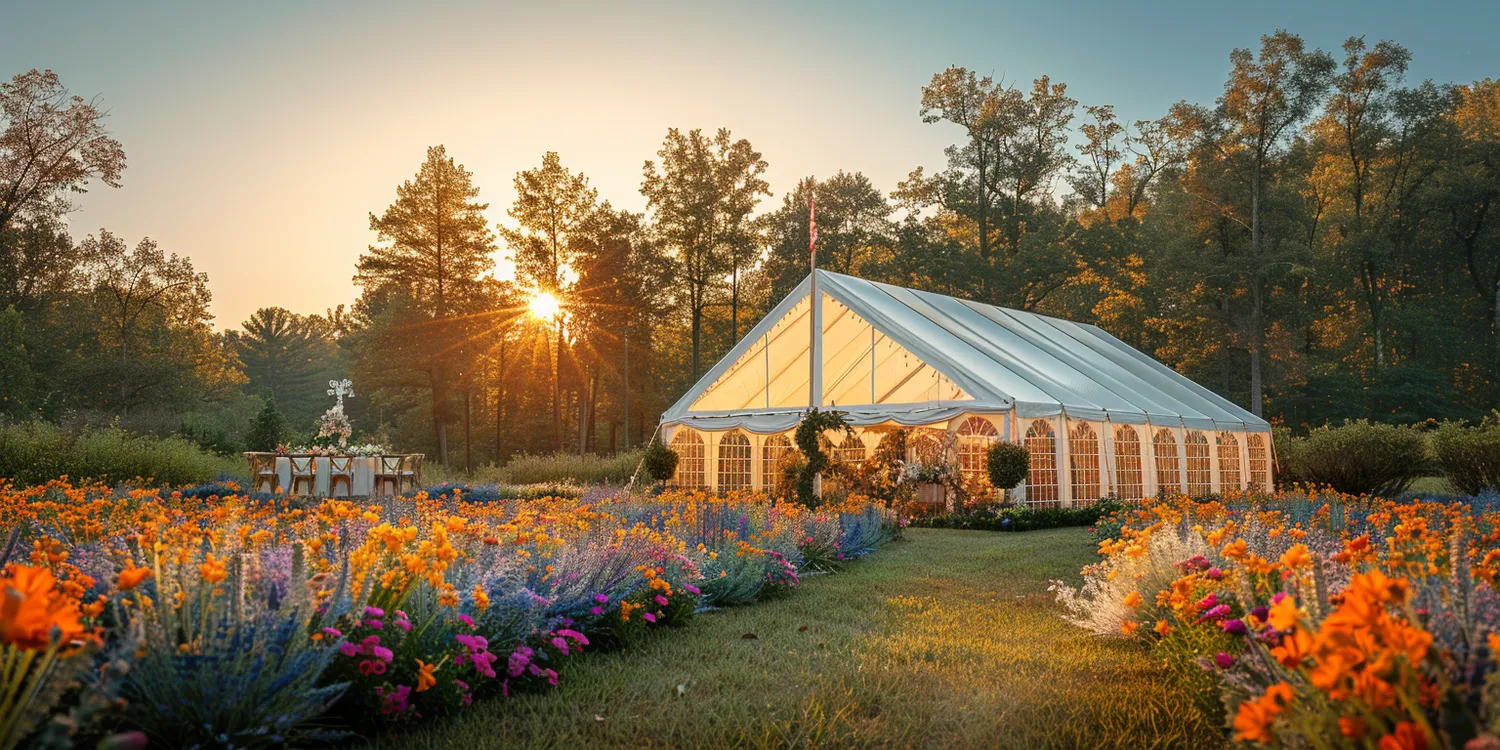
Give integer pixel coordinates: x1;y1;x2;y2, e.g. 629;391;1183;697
2;30;1498;471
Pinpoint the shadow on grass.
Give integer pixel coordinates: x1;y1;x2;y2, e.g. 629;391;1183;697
370;528;1224;749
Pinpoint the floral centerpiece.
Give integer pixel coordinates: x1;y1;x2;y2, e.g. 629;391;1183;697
899;459;954;508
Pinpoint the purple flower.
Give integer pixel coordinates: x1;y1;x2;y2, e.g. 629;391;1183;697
1220;618;1248;636
1249;606;1269;623
594;593;609;604
643;612;657;623
1194;604;1232;624
1214;652;1233;669
364;606;385;618
683;583;701;595
589;606;603;616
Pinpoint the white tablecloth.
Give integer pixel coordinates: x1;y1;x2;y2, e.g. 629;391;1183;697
271;456;380;497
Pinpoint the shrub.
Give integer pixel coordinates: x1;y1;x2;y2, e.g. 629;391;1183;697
642;440;678;482
986;441;1029;490
245;400;289;452
0;421;244;487
913;500;1122;532
1279;420;1426;496
1431;416;1500;495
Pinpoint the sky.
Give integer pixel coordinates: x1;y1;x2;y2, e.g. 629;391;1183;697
4;0;1498;330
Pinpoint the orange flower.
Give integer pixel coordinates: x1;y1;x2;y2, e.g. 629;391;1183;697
1279;544;1312;570
1338;715;1366;739
1122;591;1142;608
1233;682;1294;743
1269;627;1313;668
1120;619;1139;636
0;565;88;650
415;659;438;692
198;554;227;585
1378;722;1428;750
1154;619;1171;636
1221;538;1248;561
1268;596;1299;631
117;565;152;591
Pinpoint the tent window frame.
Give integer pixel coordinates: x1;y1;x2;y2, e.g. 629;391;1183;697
717;430;752;491
1185;430;1212;497
956;416;999;483
1216;432;1242;492
1153;428;1181;496
1024;419;1060;507
1247;433;1269;489
1113;425;1144;500
1069;421;1102;504
671;429;706;489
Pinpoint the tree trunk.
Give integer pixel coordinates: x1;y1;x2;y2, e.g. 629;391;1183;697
430;366;447;465
463;387;472;472
553;318;563;452
495;336;506;464
1249;165;1264;417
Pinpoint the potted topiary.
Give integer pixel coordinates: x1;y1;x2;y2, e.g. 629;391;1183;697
642;436;679;485
986;440;1030;505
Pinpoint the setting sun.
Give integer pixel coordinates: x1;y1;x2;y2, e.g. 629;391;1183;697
529;291;561;320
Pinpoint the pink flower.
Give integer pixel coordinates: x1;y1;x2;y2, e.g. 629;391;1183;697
552;636;570;655
643;612;657;623
372;645;394;663
683;583;701;595
338;641;358;657
321;627;343;638
1214;652;1234;669
655;594;669;606
589;606;603;616
556;628;589;647
594;593;609;603
458;614;475;629
1195;593;1218;610
364;606;385;618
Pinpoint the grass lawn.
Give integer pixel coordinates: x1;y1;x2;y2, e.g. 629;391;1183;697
371;528;1224;749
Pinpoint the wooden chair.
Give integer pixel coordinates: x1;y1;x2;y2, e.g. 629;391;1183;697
289;456;318;497
374;456;403;496
328;455;354;498
399;454;423;494
244;453;280;494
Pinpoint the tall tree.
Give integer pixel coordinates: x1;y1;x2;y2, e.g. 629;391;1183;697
0;69;125;232
81;230;213;412
760;172;894;302
230;307;341;428
641;128;768;377
1175;31;1334;416
500;151;599;450
355;145;495;464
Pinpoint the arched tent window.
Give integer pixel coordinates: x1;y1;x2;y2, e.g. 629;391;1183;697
761;434;792;492
1247;433;1269;489
956;416;999;482
1185;431;1212;496
1069;422;1101;503
671;429;705;488
717;431;752;491
1153;429;1181;495
836;432;866;466
1113;425;1143;500
1216;432;1241;491
1024;420;1059;507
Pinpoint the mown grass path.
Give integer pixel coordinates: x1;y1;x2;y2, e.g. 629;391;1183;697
373;528;1223;749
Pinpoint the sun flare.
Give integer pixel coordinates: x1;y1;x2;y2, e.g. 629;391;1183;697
529;291;561;320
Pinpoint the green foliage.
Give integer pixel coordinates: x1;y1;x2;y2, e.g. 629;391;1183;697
245;399;289;452
0;306;34;418
1279;420;1428;495
986;440;1030;489
794;409;851;507
1431;416;1500;495
642;439;678;482
913;500;1123;532
0;421;243;486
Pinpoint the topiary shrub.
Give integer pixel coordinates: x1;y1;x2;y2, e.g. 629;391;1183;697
1283;420;1427;496
1431;416;1500;496
642;436;679;482
986;441;1029;490
793;408;851;507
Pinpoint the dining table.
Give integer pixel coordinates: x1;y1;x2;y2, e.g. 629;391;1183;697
273;455;382;497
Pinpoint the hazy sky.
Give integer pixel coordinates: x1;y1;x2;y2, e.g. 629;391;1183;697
5;0;1497;329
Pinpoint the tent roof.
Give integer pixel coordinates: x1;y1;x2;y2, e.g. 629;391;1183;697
661;270;1270;434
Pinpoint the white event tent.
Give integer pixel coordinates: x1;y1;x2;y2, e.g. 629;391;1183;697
659;270;1273;505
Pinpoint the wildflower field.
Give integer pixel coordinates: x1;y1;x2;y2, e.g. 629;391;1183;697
0;480;897;748
1053;488;1500;748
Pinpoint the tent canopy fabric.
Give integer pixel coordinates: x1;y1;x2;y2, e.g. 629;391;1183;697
661;271;1271;435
